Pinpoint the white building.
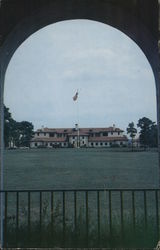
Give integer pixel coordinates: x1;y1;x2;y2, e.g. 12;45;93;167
30;125;128;148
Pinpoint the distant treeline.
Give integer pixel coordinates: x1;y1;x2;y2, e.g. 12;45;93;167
127;117;158;148
4;105;34;148
4;105;158;149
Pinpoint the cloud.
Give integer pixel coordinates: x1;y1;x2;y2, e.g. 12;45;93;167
4;20;156;130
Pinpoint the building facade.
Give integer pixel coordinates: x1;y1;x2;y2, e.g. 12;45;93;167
30;125;128;148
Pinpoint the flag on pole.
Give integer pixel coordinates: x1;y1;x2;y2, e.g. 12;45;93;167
73;91;78;101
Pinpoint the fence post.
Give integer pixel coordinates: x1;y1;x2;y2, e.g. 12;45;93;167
85;191;89;247
97;191;100;245
51;191;54;238
109;190;112;238
156;190;159;240
62;191;66;246
132;190;136;233
16;191;19;247
120;191;124;240
4;191;7;247
74;190;77;244
39;191;42;246
144;190;147;230
28;191;31;246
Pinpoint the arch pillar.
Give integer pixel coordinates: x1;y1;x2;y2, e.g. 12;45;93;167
0;0;159;247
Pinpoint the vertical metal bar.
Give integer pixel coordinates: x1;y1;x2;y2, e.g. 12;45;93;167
4;192;7;247
28;191;31;245
109;190;112;236
120;191;124;238
0;191;4;249
39;191;42;246
63;191;66;246
132;191;136;232
155;190;159;239
85;191;89;247
144;190;147;229
16;192;19;247
51;191;54;235
97;191;100;244
74;191;77;232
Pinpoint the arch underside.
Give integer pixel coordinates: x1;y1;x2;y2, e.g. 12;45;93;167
0;1;159;75
0;1;159;174
0;1;160;247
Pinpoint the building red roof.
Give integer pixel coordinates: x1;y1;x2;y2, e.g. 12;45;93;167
35;126;123;134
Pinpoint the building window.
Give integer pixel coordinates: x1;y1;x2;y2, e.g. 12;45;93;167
73;136;75;139
100;142;103;146
50;133;55;137
105;142;108;146
64;143;66;146
91;142;93;146
120;142;123;145
44;133;46;136
103;132;108;136
37;133;39;136
118;132;120;135
96;143;98;146
35;143;37;147
111;132;113;135
110;142;112;146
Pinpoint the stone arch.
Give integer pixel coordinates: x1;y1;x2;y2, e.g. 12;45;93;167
1;0;159;181
0;1;160;247
0;1;159;178
0;1;159;75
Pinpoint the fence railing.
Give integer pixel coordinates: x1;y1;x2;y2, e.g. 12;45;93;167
0;188;160;248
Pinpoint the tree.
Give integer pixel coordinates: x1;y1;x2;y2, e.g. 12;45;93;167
4;105;16;147
4;105;34;148
18;121;34;147
148;123;158;147
137;117;158;148
126;122;137;150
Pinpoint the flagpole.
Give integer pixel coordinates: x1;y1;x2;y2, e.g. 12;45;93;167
76;90;80;148
73;90;80;148
77;123;80;148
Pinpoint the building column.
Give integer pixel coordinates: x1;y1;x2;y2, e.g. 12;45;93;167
0;61;4;248
158;0;160;187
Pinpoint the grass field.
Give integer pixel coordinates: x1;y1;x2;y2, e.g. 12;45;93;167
4;148;159;189
3;148;160;248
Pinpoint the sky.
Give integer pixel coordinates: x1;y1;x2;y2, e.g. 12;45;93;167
4;19;157;132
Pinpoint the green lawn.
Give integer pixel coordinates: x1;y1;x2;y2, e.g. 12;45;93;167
4;148;159;189
3;148;160;248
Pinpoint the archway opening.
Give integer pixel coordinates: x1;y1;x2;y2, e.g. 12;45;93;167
2;19;159;248
4;19;158;189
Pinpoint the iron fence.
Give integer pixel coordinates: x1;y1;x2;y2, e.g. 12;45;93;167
0;188;160;248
